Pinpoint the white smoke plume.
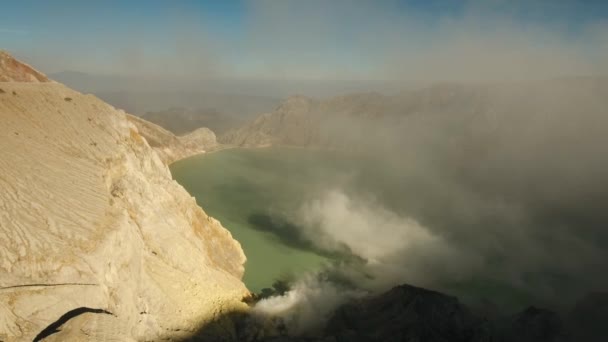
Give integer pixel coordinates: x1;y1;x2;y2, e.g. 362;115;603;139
252;274;365;335
250;189;483;334
297;190;484;288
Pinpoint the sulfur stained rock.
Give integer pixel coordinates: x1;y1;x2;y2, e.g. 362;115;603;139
0;52;248;341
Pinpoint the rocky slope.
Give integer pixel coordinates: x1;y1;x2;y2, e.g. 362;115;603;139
323;284;568;342
323;286;606;342
141;107;244;135
205;283;585;342
0;52;248;341
126;114;218;164
0;51;50;82
218;92;390;147
220;87;468;148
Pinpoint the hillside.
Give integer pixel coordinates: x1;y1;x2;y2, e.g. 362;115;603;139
0;51;50;82
220;80;608;151
141;106;244;135
218;91;399;147
126;113;218;164
201;282;606;341
0;52;248;341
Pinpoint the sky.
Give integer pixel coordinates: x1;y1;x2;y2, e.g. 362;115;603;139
1;0;607;81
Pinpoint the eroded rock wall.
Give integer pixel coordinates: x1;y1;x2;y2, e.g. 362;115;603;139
0;81;248;341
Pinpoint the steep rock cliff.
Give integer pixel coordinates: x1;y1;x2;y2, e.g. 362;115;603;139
0;53;248;341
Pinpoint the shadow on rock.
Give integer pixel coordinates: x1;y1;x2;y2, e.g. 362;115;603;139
169;282;605;342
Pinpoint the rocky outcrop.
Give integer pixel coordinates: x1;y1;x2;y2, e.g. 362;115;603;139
324;284;484;342
214;283;571;342
179;126;218;152
141;107;243;135
322;284;570;342
567;292;608;342
126;114;219;164
0;51;50;82
220;95;320;147
0;53;248;341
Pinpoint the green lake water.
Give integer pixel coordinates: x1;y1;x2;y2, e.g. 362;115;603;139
170;146;541;310
170;147;360;292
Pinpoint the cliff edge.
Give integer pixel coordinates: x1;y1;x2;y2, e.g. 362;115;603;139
0;52;248;341
0;51;50;82
126;114;218;164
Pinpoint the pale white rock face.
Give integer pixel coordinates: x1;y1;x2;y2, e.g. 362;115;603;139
0;81;248;341
179;127;218;152
126;114;219;164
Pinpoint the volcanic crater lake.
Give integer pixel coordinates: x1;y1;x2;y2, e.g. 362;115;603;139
170;147;362;292
171;146;543;309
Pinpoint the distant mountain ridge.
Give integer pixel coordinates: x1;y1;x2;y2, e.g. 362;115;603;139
49;70;281;133
220;78;608;149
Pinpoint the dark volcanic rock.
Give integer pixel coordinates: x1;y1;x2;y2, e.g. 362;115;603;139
567;292;608;342
312;284;570;342
324;284;486;342
497;306;568;342
191;282;590;342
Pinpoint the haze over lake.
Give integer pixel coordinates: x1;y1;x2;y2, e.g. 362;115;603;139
171;147;341;292
171;146;549;310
